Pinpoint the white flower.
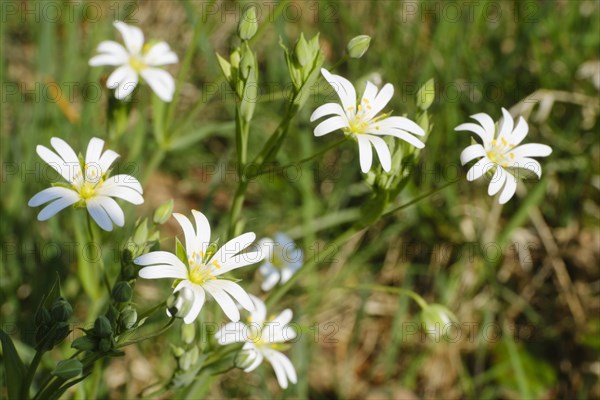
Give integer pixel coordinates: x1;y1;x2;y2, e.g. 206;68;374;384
134;210;264;323
456;107;552;204
89;21;178;102
310;68;425;173
215;295;298;389
28;137;143;231
258;233;303;291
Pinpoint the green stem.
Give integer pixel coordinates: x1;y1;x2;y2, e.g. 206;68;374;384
266;226;363;307
142;148;166;184
137;300;167;321
20;349;44;399
227;180;249;240
250;137;348;179
86;213;111;294
116;318;176;348
383;179;461;216
346;284;428;309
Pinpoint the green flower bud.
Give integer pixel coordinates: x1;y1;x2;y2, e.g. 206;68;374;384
420;304;457;340
230;49;241;69
52;359;82;379
167;287;194;320
119;307;138;331
133;218;148;246
171;345;185;358
105;304;119;326
239;47;255;80
178;345;199;371
181;322;195;345
346;35;371;59
238;6;258;40
153;199;174;225
416;78;435;110
295;33;311;67
72;335;97;351
94;316;113;339
53;322;72;346
98;337;113;353
51;297;73;322
112;281;133;303
35;307;52;326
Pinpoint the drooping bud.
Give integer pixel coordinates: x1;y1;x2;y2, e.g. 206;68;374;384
181;322;196;345
234;346;260;370
153;199;174;225
119;307;138;331
346;35;371;59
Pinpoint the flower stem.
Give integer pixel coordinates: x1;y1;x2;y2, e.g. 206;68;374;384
116;318;176;348
20;349;44;399
383;179;461;216
346;284;429;309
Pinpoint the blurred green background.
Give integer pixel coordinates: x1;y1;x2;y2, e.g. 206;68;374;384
1;0;599;398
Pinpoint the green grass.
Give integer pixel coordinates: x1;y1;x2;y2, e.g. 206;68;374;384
1;0;599;398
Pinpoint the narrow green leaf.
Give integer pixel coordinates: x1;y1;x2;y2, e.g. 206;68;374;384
0;330;26;400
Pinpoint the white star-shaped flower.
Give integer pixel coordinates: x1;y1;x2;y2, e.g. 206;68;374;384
456;107;552;204
134;210;265;323
89;21;178;101
258;233;303;291
28;137;143;231
310;68;425;173
215;295;298;389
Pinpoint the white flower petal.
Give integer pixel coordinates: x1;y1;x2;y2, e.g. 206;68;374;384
140;68;175;102
85;137;104;167
460;144;486;165
86;197;113;231
367;135;392;172
138;264;188;280
249;294;267;324
271;309;293;327
371;128;425;149
360;81;378;104
107;65;133;89
510;143;552;159
313;116;347;137
113;21;144;54
310;103;347;122
211;280;254;312
356;135;373;173
261;269;280;292
320;68;356;113
368;83;394;119
36;192;80;221
89;41;128;65
375;116;425;136
469;113;495;143
93;196;125;227
211;232;256;266
143;42;178;66
36;145;73;182
510;116;529;146
509;157;543;178
115;68;138;99
488;167;507;196
97;150;120;175
466;158;494;181
51;137;82;183
173;213;198;258
190;210;211;253
264;349;297;388
217;250;264;275
243;347;264;372
182;284;205;324
97;184;144;205
497;107;514;142
280;267;295;284
499;172;518;204
89;54;126;67
135;251;188;268
29;187;78;207
215;322;246;344
203;282;240;322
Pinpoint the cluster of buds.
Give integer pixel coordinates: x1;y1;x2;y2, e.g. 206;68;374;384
72;316;121;355
34;297;73;351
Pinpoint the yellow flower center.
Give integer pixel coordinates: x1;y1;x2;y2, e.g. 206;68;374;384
79;181;97;200
187;250;221;285
486;138;515;168
129;56;147;72
73;164;104;201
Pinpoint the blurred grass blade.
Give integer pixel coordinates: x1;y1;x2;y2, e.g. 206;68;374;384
168;122;235;151
0;330;26;400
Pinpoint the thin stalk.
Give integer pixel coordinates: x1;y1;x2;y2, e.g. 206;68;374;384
346;284;428;309
20;349;44;399
383;179;461;216
116;318;176;348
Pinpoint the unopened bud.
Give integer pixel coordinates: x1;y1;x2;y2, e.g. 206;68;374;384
51;297;72;322
234;347;260;370
94;316;113;339
153;199;174;225
35;307;52;326
346;35;371;59
112;281;133;303
52;359;82;380
295;33;311;67
167;287;195;321
181;322;196;344
119;307;138;331
238;6;258;40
